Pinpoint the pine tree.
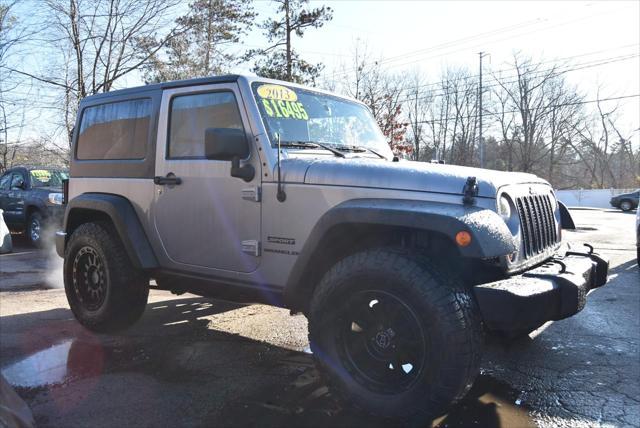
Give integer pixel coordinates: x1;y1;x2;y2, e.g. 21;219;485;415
249;0;332;85
140;0;255;82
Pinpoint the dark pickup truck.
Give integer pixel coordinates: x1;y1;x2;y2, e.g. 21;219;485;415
0;166;68;247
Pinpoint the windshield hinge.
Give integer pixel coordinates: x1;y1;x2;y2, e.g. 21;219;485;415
242;187;261;202
462;176;479;205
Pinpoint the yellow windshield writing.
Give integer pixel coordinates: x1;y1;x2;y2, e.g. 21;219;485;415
261;98;309;121
257;84;298;102
30;170;51;181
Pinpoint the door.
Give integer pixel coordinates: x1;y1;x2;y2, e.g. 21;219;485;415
3;172;26;226
152;84;262;273
0;172;13;224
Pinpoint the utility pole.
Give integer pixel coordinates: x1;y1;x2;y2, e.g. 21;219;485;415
478;52;488;168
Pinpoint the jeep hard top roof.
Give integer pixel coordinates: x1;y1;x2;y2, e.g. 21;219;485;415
83;74;242;102
79;74;363;106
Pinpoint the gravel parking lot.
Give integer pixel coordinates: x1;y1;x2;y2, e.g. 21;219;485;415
0;209;638;427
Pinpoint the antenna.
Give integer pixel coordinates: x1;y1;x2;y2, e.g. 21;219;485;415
276;132;286;202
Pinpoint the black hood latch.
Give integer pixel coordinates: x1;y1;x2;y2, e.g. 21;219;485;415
462;176;479;205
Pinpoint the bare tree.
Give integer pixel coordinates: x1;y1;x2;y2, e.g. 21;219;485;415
491;54;585;180
338;42;410;154
405;69;432;161
0;1;34;171
8;0;182;147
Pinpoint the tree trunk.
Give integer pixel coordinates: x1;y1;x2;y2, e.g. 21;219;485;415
284;0;292;81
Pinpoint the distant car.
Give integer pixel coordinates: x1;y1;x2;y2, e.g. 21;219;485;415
0;166;68;247
610;190;639;212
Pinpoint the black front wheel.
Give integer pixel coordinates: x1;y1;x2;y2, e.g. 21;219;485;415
620;200;633;211
309;249;483;422
27;211;44;247
64;222;149;332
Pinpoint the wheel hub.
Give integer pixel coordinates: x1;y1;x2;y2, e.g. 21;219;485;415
373;327;396;351
72;246;106;311
338;290;426;393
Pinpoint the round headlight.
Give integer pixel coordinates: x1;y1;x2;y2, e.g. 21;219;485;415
498;195;511;220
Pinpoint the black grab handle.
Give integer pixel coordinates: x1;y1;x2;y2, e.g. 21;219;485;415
153;173;182;185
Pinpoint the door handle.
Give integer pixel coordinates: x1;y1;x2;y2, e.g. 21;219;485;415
154;173;182;186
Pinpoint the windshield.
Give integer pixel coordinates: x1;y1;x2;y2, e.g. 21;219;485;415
251;82;392;156
30;169;69;188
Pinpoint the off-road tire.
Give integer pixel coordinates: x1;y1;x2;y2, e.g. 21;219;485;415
308;248;483;422
64;221;149;332
27;211;44;248
620;200;633;211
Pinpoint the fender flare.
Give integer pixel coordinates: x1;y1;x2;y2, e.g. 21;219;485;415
284;198;517;308
558;201;576;229
61;193;158;269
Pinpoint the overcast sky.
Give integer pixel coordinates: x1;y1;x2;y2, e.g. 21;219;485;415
8;0;640;143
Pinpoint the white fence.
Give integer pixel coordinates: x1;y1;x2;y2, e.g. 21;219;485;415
555;188;636;209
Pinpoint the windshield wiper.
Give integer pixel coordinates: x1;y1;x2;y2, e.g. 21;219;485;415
280;141;345;158
324;144;387;160
350;145;387;160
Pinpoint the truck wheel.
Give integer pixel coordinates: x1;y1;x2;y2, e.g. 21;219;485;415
620;200;633;211
64;222;149;332
308;249;482;421
27;211;44;248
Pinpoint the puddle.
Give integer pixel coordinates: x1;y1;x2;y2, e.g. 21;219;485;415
432;375;535;428
2;339;106;388
2;341;73;387
220;350;535;428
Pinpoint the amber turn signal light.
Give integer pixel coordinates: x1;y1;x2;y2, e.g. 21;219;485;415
455;231;472;247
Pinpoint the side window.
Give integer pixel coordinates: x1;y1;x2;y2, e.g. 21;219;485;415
10;173;24;190
168;91;244;159
0;173;12;190
77;98;152;160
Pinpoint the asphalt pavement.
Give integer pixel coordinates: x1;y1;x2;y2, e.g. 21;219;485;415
0;209;638;427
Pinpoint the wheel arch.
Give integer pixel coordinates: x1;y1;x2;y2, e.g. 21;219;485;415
61;193;158;270
284;198;516;312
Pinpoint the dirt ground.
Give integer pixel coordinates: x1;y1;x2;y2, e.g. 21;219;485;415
0;209;638;427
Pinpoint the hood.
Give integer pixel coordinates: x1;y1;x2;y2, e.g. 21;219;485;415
32;186;62;192
280;157;548;198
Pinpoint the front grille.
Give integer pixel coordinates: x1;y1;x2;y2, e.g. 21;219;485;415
515;194;558;258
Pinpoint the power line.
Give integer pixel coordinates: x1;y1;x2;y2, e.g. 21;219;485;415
396;43;640;95
332;4;634;80
332;18;550;78
397;53;640;105
412;94;640;126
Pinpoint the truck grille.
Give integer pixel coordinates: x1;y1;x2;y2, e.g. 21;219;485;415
515;195;558;257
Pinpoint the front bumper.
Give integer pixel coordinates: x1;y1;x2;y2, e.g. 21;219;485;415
473;245;609;333
55;230;66;258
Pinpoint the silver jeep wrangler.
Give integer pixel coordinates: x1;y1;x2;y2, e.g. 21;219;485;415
56;75;608;421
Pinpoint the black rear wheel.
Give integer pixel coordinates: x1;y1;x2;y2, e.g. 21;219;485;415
64;221;149;332
309;249;482;422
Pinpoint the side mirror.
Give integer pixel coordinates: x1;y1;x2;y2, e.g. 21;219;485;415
204;128;254;182
205;128;250;160
11;178;25;190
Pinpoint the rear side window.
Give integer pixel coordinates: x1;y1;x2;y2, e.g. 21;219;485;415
168;91;243;158
77;99;152;160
